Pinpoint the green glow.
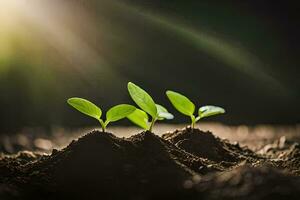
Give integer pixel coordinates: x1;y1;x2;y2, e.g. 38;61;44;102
114;1;290;95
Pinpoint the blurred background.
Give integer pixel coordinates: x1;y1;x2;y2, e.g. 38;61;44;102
0;0;299;134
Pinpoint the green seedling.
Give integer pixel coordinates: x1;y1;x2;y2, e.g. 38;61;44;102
166;90;225;129
67;97;136;132
127;82;173;131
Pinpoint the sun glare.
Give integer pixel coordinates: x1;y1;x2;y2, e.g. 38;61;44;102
0;0;122;83
0;0;27;61
0;1;98;65
0;0;26;29
0;0;20;70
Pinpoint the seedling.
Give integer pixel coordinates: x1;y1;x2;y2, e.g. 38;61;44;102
67;97;136;132
127;82;173;131
166;90;225;129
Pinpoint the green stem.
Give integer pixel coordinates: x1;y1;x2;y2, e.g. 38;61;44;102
191;115;196;129
148;118;156;132
98;119;106;132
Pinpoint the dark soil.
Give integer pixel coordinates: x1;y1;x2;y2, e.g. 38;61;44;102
162;127;259;166
194;165;300;200
1;127;300;200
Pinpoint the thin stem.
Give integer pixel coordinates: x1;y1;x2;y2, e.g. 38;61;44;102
191;115;196;129
148;118;156;132
98;119;106;132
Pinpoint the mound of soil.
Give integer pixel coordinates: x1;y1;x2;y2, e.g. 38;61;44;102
1;128;300;200
162;127;258;166
0;130;219;200
194;165;300;200
45;131;205;199
273;143;300;175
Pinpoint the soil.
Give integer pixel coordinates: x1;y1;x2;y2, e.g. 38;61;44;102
1;127;300;200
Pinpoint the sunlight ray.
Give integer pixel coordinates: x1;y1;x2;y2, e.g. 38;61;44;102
113;0;290;95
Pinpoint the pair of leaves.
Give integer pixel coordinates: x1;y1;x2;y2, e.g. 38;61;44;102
67;97;135;126
127;82;173;130
166;90;225;121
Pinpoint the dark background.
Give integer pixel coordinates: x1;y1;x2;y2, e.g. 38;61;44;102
0;0;299;133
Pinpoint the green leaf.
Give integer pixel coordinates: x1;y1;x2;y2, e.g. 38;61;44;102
67;97;102;119
106;104;136;123
127;82;157;118
166;90;195;116
198;105;225;119
156;104;174;120
127;108;149;130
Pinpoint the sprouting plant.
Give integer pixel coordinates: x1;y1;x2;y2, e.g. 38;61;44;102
127;82;173;131
166;90;225;129
67;97;136;132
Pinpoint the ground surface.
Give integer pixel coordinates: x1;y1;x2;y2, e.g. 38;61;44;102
0;123;300;200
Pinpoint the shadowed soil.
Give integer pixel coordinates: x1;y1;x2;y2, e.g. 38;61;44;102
1;127;300;200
